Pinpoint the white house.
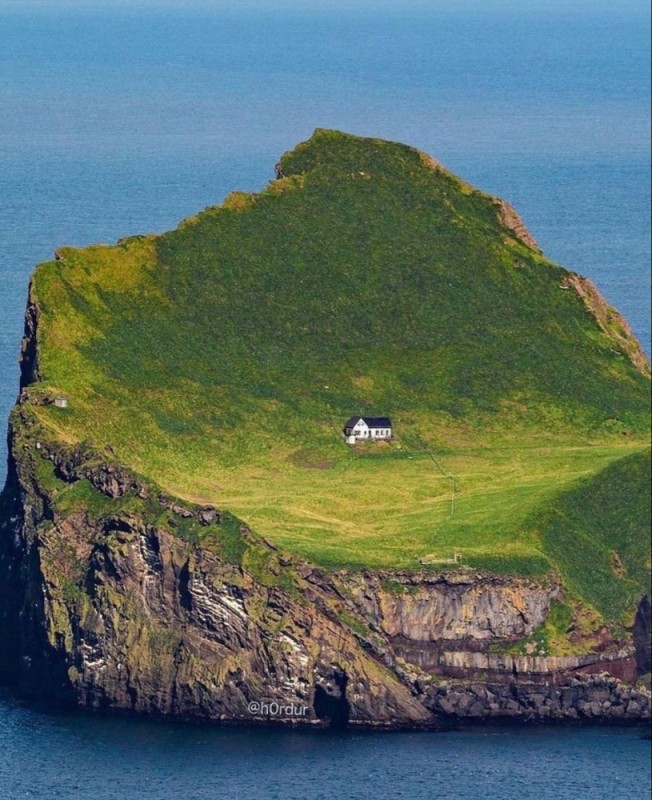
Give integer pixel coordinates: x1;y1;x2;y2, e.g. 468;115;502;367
344;416;392;444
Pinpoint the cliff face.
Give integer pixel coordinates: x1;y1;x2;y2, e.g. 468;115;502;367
0;416;430;728
348;571;556;642
342;571;647;687
0;409;649;728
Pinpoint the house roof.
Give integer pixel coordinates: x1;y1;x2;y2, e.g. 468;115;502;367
344;416;364;429
344;416;392;429
364;417;392;428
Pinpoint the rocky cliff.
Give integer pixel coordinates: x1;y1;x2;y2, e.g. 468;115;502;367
0;404;649;729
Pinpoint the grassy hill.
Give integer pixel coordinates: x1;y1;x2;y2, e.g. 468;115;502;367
25;129;650;621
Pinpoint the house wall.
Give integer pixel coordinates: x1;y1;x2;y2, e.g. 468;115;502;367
353;426;391;440
344;420;392;441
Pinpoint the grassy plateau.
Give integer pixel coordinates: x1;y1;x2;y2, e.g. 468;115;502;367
25;130;650;623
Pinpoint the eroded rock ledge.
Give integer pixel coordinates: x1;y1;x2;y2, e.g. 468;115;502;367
426;675;650;722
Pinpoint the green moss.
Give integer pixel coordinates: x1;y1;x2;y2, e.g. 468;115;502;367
338;610;372;639
241;546;302;595
463;553;551;578
548;598;574;632
61;579;87;603
207;513;248;565
169;515;203;545
53;478;120;519
493;597;603;657
381;580;408;594
242;546;279;586
32;453;67;495
148;627;184;653
380;580;420;595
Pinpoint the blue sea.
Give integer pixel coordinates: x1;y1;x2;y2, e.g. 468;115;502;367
0;2;650;797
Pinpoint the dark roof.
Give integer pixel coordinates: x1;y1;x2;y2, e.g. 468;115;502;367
364;417;391;428
344;416;392;429
344;416;364;429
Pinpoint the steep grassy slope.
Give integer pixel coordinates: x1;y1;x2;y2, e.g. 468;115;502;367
22;130;650;620
539;448;651;622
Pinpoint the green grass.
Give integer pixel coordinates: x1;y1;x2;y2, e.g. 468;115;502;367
23;130;651;622
537;449;651;623
490;598;577;657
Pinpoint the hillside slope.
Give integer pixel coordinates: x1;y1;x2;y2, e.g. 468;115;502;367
12;128;652;613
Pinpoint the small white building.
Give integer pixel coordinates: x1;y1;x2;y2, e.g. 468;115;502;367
344;416;392;444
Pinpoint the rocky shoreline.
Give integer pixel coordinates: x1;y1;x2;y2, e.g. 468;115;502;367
425;674;651;725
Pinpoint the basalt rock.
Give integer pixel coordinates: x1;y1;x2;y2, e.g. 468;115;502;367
633;595;651;676
345;570;557;642
425;674;651;723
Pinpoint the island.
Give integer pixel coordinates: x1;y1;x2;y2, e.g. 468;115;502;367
0;129;649;729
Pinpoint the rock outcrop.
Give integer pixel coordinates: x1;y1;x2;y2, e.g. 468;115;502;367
560;273;650;376
346;570;557;642
425;674;650;722
494;198;541;253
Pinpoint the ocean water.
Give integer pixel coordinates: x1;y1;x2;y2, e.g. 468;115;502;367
0;2;650;797
0;689;650;800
